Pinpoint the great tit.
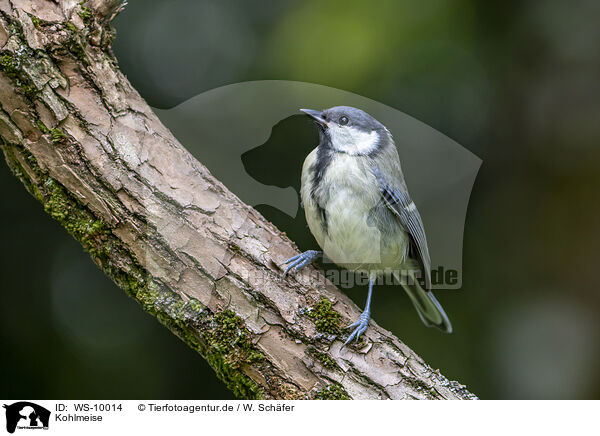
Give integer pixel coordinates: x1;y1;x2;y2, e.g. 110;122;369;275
283;106;452;346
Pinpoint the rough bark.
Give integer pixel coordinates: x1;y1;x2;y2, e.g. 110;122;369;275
0;0;477;400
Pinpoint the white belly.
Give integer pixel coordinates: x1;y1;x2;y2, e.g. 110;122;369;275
302;153;409;273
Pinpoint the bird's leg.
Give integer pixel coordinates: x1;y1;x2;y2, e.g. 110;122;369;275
282;250;322;276
343;274;375;346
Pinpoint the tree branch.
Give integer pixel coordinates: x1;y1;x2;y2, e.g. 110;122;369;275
0;0;477;400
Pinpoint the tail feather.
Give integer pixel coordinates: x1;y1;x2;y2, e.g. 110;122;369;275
396;270;453;333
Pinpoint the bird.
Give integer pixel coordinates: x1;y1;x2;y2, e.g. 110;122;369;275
283;106;452;346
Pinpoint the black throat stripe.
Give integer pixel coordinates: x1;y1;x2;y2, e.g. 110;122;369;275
310;136;333;235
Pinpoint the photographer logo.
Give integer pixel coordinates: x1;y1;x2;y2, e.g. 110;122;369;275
3;402;50;433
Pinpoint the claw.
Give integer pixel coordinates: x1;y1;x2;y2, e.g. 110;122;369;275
345;321;360;330
282;250;321;276
342;311;370;347
283;254;302;264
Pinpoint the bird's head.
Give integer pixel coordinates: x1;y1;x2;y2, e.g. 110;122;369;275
300;106;390;155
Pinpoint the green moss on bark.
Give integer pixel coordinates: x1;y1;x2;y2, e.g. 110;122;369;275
135;288;265;399
315;383;350;400
308;298;341;335
36;120;50;134
78;2;93;26
208;310;264;367
30;15;41;29
50;128;67;144
307;346;340;371
0;53;38;98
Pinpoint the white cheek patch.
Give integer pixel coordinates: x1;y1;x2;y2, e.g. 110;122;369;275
328;124;380;155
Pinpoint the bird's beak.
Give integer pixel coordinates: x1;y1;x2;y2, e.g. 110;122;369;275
300;108;327;127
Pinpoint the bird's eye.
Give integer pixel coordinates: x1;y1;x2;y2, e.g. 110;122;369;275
339;116;349;125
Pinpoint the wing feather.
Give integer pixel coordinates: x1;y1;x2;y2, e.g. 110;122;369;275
373;168;432;289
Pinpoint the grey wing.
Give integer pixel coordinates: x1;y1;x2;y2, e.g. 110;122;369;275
373;168;432;289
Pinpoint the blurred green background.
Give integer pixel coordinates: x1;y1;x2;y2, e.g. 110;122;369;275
2;0;599;399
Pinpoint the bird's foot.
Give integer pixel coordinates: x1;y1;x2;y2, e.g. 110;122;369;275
282;250;321;276
343;310;370;347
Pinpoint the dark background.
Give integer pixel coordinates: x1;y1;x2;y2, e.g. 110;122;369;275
2;0;599;399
